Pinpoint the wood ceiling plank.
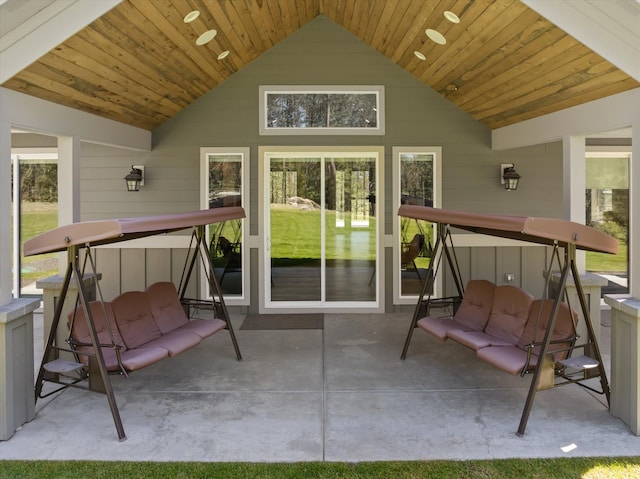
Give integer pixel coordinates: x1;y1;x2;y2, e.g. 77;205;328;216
90;9;209;102
115;1;214;94
272;0;295;38
362;0;398;47
377;0;429;59
446;23;573;106
45;46;177;120
325;0;351;27
166;0;239;75
218;0;267;58
59;36;186;113
403;0;479;86
186;0;252;67
7;67;160;129
486;74;639;129
75;26;195;107
465;45;596;114
132;0;227;87
417;0;519;86
347;0;370;39
431;7;546;93
471;55;619;121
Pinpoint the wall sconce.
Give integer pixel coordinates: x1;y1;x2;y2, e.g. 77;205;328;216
124;165;144;192
500;163;521;191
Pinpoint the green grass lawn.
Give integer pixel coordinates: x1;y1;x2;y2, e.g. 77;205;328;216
18;202;58;285
586;241;627;273
1;458;639;479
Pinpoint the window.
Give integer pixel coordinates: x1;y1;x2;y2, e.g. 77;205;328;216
200;147;250;304
259;86;385;135
392;147;442;304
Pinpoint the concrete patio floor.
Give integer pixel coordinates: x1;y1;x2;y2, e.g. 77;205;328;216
1;309;639;462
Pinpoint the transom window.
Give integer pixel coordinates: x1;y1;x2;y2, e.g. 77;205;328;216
259;86;385;135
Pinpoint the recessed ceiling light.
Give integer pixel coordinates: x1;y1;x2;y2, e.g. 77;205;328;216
184;10;200;23
444;11;460;23
414;51;426;60
217;50;230;60
196;29;217;46
426;28;446;45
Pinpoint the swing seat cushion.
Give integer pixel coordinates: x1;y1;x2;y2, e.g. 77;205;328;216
476;299;577;375
447;285;533;350
112;291;163;349
417;279;495;341
180;318;227;338
146;281;227;339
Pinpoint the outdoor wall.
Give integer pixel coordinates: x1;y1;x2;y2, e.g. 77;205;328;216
78;15;563;308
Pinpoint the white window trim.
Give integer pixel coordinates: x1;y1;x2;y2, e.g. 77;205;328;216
392;146;442;305
259;85;385;136
200;147;250;306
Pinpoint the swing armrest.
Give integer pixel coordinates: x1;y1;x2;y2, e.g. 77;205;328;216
521;334;578;374
68;339;124;351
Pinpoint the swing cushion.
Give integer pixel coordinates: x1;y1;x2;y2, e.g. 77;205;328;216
477;299;577;375
112;291;164;349
450;279;496;330
417;279;495;341
146;282;190;333
69;301;169;372
447;285;533;350
146;281;227;339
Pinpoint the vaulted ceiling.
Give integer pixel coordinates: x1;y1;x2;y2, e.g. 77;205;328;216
1;0;639;132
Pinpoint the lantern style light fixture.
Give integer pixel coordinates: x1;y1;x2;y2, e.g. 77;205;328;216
501;163;521;191
124;165;144;192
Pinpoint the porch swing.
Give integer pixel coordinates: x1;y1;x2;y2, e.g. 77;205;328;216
24;206;246;441
398;204;618;435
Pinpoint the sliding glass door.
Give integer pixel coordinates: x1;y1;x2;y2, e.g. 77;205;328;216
262;148;381;310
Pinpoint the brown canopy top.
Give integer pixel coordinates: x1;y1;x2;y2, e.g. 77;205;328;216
24;206;246;256
398;205;618;254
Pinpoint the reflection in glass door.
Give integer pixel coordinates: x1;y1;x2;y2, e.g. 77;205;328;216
265;151;379;307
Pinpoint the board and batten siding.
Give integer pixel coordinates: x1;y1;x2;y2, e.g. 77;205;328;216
78;16;564;312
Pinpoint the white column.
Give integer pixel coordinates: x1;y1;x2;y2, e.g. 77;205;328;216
56;136;81;272
563;135;586;272
0;122;12;305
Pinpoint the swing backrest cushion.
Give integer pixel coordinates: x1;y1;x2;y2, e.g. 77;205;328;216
453;279;496;331
69;301;127;370
69;301;125;349
518;299;577;357
484;285;534;344
112;291;163;349
146;281;189;334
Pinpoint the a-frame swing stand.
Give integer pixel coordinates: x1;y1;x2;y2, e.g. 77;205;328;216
401;222;610;435
34;224;240;441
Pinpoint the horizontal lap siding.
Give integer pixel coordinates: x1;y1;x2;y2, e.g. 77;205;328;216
442;245;551;299
94;248;197;301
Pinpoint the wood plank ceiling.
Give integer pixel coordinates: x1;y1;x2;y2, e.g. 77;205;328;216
2;0;638;131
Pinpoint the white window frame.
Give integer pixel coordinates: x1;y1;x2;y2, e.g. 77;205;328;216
200;147;250;305
259;85;385;136
392;146;442;305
